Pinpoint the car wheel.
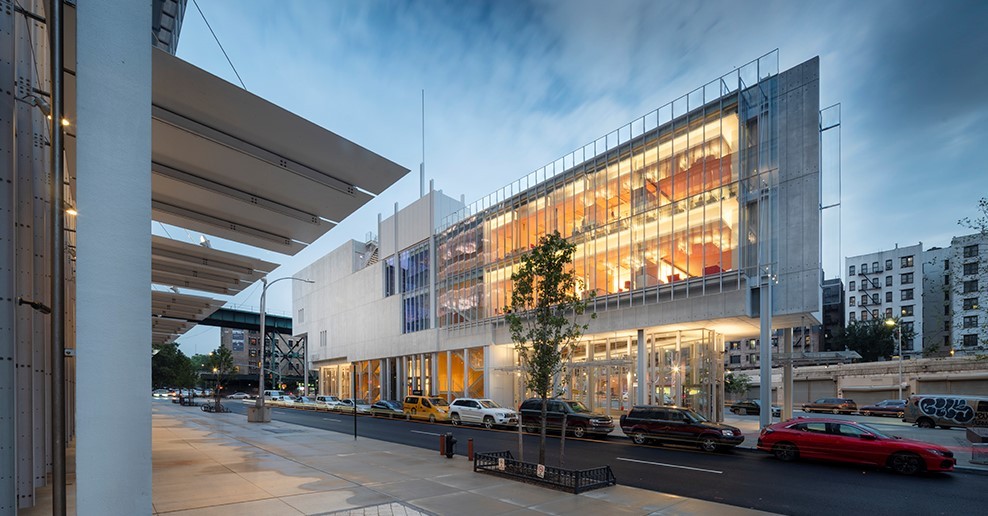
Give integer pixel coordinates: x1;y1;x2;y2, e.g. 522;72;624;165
773;442;799;462
483;416;494;429
525;424;539;433
571;424;587;438
917;418;935;429
450;413;460;426
699;435;719;453
738;408;747;416
862;411;871;417
632;431;647;445
889;452;924;475
896;411;905;418
832;408;840;415
429;414;436;423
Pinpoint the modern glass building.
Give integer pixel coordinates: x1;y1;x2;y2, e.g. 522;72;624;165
295;51;824;421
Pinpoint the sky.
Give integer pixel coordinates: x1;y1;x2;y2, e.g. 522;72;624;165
168;0;988;356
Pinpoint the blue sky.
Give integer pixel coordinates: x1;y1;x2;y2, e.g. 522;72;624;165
169;0;988;355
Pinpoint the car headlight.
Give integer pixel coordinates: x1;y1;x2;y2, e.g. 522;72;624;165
721;430;735;437
926;448;948;457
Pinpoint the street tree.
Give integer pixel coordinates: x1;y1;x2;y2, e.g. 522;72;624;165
206;346;236;410
504;231;594;466
831;318;914;362
724;372;751;399
151;344;194;389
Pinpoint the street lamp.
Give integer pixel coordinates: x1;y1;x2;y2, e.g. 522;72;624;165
885;318;904;399
252;276;314;422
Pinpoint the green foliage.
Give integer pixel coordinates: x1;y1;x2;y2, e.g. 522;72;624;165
205;345;237;408
151;344;194;389
724;372;751;396
189;353;211;372
504;231;595;464
831;318;914;362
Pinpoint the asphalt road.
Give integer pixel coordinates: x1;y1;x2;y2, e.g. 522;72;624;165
214;402;987;515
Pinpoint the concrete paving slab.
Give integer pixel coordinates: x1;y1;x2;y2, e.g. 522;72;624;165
281;486;399;514
369;478;460;501
409;491;524;516
156;497;305;516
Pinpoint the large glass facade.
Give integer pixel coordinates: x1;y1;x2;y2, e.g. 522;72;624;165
437;101;747;327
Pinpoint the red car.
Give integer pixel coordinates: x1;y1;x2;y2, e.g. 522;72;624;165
757;417;955;475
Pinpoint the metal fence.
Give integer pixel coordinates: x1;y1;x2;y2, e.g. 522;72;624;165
473;451;616;494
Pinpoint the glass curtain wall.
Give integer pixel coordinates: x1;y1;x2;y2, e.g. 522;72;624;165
438;97;744;327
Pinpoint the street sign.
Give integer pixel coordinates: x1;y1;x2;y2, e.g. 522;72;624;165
536;464;545;478
497;458;505;471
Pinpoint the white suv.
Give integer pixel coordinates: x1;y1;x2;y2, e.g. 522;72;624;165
315;395;342;408
449;398;518;429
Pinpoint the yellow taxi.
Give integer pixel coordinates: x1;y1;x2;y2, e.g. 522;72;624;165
403;395;451;423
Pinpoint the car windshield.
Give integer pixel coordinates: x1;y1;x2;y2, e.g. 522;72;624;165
855;422;893;439
430;397;449;407
479;400;501;409
683;410;709;423
566;401;591;413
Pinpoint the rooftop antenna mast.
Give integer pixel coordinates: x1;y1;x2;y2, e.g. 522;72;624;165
420;89;426;198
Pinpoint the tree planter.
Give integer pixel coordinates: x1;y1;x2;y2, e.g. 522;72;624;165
473;451;615;494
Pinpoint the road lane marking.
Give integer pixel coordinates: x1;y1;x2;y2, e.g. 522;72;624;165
323;418;342;422
616;457;722;474
411;430;442;436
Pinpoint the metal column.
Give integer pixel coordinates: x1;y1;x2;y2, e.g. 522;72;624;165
782;328;793;421
636;330;645;407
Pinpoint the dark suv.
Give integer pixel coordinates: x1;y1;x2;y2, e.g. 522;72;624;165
518;398;614;438
801;398;857;414
620;405;743;452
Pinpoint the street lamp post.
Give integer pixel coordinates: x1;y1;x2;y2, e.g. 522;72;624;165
251;276;314;423
885;318;904;399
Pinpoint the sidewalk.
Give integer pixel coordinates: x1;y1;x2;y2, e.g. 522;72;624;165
117;402;780;516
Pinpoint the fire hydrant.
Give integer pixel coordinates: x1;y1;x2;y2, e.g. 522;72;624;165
444;432;457;459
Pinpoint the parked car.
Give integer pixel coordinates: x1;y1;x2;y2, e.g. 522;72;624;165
757;417;955;475
729;399;781;417
294;396;317;406
801;397;856;414
903;394;988;429
262;389;284;401
315;395;342;408
369;400;405;418
518;398;613;438
621;405;743;452
449;398;518;429
269;395;294;406
226;392;251;400
859;399;907;418
403;395;451;422
152;389;171;398
337;398;372;414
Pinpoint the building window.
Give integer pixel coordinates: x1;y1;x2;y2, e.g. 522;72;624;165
872;293;880;305
849;312;856;322
872;309;879;319
849;297;856;306
964;315;979;329
945;305;950;316
964;244;979;258
885;291;893;303
901;289;914;301
963;334;979;347
861;310;869;321
747;340;758;350
729;355;741;364
872;261;879;273
945;335;951;347
849;265;856;276
861;263;868;274
872;278;880;288
885;259;893;271
319;330;327;347
945;275;950;285
849;281;856;291
901;256;914;268
902;321;914;334
945;320;951;331
884;308;893;318
901;305;914;317
384;256;396;297
900;272;913;285
861;295;868;306
400;243;431;333
945;291;951;301
944;259;950;269
964;298;980;310
729;341;740;350
963;280;979;294
964;262;979;275
885;276;892;286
